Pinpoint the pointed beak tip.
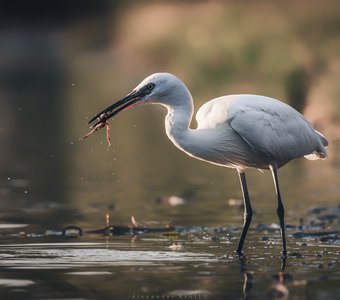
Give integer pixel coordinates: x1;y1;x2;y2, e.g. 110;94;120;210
88;91;142;126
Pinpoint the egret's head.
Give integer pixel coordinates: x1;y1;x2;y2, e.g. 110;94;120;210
88;73;191;127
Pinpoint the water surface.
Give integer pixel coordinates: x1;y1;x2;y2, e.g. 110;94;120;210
0;218;339;300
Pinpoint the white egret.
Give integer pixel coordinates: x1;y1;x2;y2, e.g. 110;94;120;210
88;73;328;258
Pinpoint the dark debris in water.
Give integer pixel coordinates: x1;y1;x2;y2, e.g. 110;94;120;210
292;231;338;239
0;205;338;247
291;204;340;245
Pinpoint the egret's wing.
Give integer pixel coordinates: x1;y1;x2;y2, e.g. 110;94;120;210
226;95;327;162
196;96;236;129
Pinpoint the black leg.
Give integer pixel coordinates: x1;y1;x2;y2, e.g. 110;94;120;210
236;170;253;257
269;165;287;258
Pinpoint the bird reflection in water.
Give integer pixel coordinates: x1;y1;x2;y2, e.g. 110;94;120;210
239;256;289;300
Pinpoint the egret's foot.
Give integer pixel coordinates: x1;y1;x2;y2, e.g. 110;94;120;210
236;249;246;259
220;253;235;260
280;257;287;272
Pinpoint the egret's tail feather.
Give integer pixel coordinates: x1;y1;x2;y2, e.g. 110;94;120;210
315;130;329;147
304;129;328;160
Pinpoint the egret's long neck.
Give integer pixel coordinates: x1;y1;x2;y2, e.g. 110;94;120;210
164;99;194;153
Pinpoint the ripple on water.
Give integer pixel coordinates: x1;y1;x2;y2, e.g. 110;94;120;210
0;243;218;270
0;279;35;287
66;271;113;275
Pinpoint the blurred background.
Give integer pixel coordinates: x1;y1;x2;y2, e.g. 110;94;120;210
0;0;339;229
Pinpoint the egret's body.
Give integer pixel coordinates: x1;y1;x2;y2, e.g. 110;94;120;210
89;73;328;257
165;93;327;170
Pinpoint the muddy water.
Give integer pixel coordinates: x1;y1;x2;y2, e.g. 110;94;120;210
0;141;339;300
0;221;338;300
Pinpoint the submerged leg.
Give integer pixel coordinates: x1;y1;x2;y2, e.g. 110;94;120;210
269;165;287;258
236;170;253;257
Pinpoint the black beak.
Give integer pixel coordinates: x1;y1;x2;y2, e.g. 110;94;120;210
88;90;143;128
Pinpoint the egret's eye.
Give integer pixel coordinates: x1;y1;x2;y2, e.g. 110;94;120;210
146;83;155;91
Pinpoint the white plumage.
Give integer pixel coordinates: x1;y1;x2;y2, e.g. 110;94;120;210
89;72;328;258
196;94;327;168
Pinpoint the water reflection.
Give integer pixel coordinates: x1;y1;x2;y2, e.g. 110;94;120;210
0;1;126;227
239;255;289;300
267;272;289;300
0;231;338;299
239;256;254;300
0;33;73;226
